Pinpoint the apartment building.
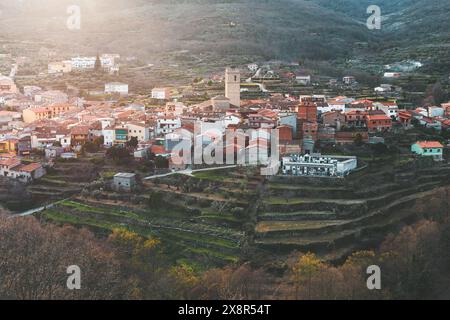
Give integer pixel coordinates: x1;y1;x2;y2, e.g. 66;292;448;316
156;116;181;135
23;104;74;123
127;122;153;142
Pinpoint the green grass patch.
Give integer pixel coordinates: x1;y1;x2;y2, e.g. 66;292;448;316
60;200;107;213
192;171;230;182
256;220;344;233
198;214;242;223
268;183;347;191
59;200;143;221
264;197;305;205
39;177;72;185
42;209;118;230
100;171;117;179
159;229;239;250
186;247;239;264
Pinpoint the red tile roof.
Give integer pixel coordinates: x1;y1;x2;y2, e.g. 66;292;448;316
71;126;90;135
0;158;21;167
151;145;167;155
351;99;373;105
416;141;444;149
380;102;398;107
366;114;391;121
14;163;42;173
346;110;367;116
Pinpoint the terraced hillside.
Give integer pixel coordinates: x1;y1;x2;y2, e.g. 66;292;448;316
38;167;263;269
33;158;450;268
256;162;450;262
22;157;103;209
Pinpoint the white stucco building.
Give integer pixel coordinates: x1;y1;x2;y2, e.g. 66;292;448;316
281;154;357;177
105;82;129;96
103;127;115;147
156;116;181;135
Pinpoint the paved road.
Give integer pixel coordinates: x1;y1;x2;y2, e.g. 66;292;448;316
245;68;269;92
143;169;193;180
17;166;238;216
143;165;238;180
17;205;50;217
16;198;71;217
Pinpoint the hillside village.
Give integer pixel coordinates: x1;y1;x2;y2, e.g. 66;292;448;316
1;57;450;183
1;52;450;269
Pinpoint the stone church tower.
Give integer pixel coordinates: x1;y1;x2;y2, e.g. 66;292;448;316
225;68;241;108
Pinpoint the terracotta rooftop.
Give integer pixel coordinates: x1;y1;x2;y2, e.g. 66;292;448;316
70;126;90;135
416;141;444;149
366;114;391;121
0;158;21;167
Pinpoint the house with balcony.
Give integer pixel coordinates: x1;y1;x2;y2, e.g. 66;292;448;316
70;125;90;147
114;127;129;146
345;110;367;129
366;114;392;133
156;116;181;136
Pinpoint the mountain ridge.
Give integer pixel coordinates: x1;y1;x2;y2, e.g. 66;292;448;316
0;0;449;70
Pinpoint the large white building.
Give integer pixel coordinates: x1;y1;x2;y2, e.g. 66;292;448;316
71;54;118;71
71;57;97;69
105;82;129;96
281;154;357;177
225;68;241;108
